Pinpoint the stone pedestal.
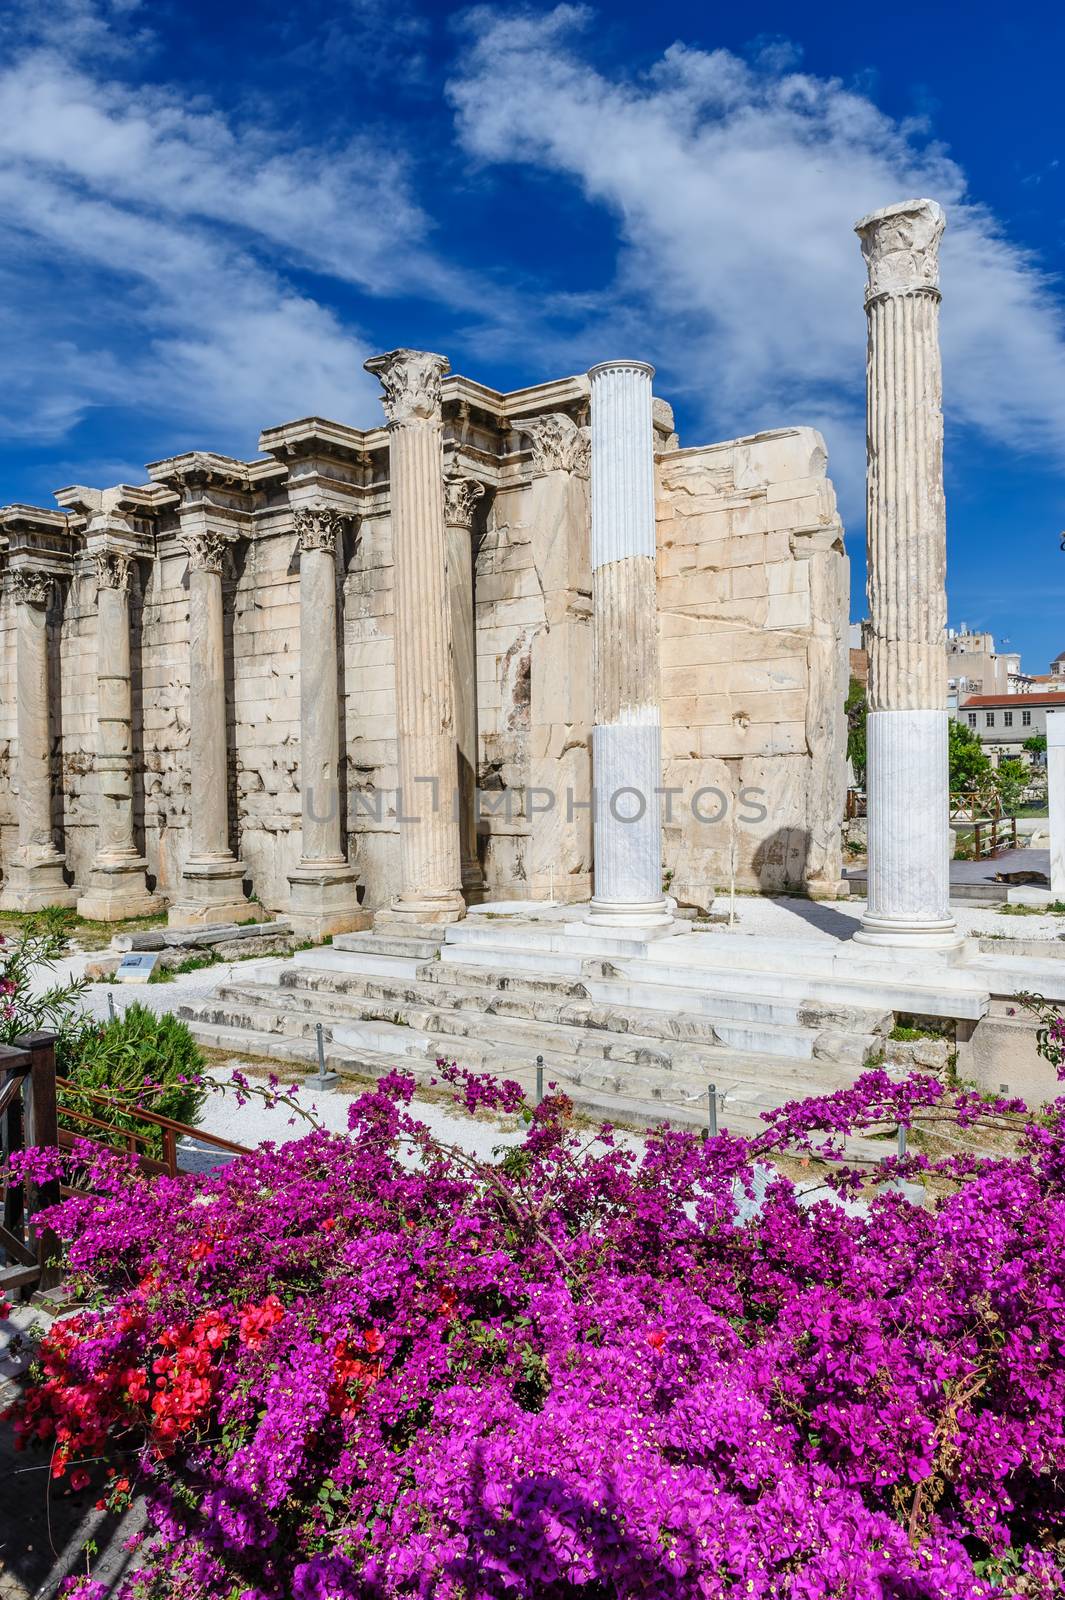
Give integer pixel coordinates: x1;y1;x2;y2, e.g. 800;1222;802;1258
287;505;370;937
852;199;960;950
444;473;485;901
1048;711;1065;899
365;348;465;925
0;568;77;912
580;361;673;934
168;532;250;927
77;547;163;921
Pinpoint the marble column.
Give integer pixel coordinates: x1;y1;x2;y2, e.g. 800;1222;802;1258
287;504;370;936
364;348;464;924
582;361;672;933
77;546;163;920
0;567;77;911
853;198;960;949
444;472;485;901
1048;711;1065;899
168;530;250;927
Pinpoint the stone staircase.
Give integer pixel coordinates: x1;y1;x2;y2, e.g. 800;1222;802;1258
175;915;993;1137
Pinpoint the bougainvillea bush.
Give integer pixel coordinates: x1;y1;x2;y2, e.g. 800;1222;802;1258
7;1055;1065;1599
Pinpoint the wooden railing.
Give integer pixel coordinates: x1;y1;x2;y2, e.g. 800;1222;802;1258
2;1032;250;1298
949;790;1019;860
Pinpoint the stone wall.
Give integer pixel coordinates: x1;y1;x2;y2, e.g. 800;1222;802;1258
656;428;849;904
0;385;849;919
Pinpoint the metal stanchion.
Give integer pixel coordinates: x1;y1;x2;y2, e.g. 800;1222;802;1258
707;1083;718;1138
535;1055;544;1106
308;1022;339;1091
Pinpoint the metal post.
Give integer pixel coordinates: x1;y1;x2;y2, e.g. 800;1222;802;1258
535;1055;544;1106
308;1021;339;1091
708;1083;718;1138
107;991;116;1023
897;1122;908;1159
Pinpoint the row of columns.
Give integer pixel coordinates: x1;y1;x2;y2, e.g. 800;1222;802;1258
3;197;964;944
363;199;965;947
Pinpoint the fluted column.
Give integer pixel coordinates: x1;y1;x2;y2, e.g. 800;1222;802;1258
365;348;464;924
444;472;485;900
77;546;162;920
0;567;77;911
168;530;249;927
583;361;672;932
287;504;369;936
1048;711;1065;899
853;199;959;948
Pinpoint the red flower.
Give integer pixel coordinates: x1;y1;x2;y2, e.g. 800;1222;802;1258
238;1294;285;1351
647;1329;667;1355
70;1466;91;1492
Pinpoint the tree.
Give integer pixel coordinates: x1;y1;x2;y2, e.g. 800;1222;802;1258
1024;733;1048;759
992;757;1030;816
948;717;991;793
846;678;867;786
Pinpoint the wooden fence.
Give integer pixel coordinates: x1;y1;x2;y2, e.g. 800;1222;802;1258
1;1032;249;1298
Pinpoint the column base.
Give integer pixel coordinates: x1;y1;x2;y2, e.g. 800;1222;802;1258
168;857;250;928
377;889;466;928
569;896;687;940
287;862;372;938
853;913;965;952
0;854;79;914
77;857;165;922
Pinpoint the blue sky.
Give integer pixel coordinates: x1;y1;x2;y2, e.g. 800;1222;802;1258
1;0;1063;669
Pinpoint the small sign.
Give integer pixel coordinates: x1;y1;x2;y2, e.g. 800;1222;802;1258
116;952;159;984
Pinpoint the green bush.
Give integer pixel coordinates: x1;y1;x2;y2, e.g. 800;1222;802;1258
0;917;88;1051
58;1004;206;1161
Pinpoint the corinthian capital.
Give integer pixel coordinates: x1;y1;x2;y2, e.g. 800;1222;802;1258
855;198;945;301
364;348;450;426
93;549;133;592
179;529;233;575
443;474;485;531
293;503;350;555
8;567;54;608
514;413;590;477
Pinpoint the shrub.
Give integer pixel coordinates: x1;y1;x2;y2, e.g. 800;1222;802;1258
7;1057;1065;1599
57;1003;206;1159
1;925;205;1159
0;919;87;1051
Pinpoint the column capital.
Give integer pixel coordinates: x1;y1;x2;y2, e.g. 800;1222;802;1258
855;198;945;301
443;473;485;531
513;412;590;477
92;548;134;592
178;528;236;575
293;503;350;555
7;566;54;608
364;348;450;426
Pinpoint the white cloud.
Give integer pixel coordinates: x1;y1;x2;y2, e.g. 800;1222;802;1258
448;7;1065;506
0;6;476;454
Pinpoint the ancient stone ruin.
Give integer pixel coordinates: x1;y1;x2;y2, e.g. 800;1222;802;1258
0;360;851;929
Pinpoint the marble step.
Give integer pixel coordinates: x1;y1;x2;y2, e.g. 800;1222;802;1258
331;930;445;963
417;957;889;1034
273;967;877;1064
186;969;879;1073
178;999;861;1129
436;925;989;1020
